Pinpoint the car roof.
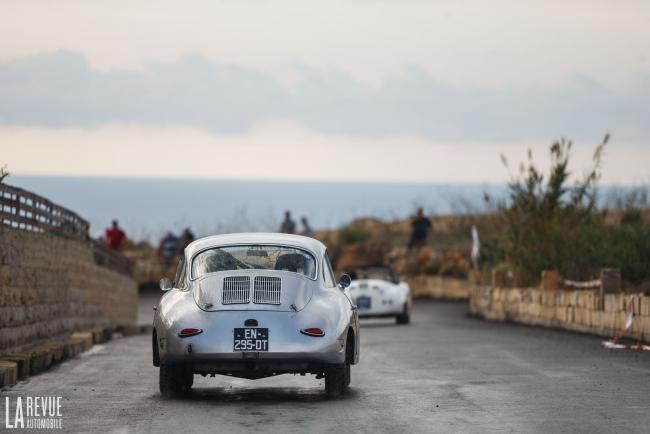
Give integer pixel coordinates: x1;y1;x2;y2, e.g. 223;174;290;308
184;232;327;259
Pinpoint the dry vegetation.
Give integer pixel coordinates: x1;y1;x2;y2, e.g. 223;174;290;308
122;139;649;293
320;138;650;293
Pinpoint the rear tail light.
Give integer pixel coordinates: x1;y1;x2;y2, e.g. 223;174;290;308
178;328;203;337
301;328;325;337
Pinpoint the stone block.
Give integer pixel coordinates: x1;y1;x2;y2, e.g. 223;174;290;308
89;327;106;344
604;294;617;312
29;347;54;375
591;310;602;330
641;297;650;316
63;339;84;358
1;353;31;380
541;270;560;291
42;341;67;363
0;360;18;388
600;268;621;293
70;332;93;351
642;317;650;341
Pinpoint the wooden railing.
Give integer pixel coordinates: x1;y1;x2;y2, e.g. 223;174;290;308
1;183;132;276
0;183;89;240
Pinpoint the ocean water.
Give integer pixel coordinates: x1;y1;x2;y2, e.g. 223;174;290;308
9;176;506;241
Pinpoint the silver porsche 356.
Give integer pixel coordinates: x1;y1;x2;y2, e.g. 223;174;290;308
152;233;360;398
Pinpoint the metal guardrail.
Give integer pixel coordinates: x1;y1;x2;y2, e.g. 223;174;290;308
1;183;132;276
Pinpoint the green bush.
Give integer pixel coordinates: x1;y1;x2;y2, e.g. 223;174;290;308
601;220;650;285
485;136;650;288
484;136;650;284
486;138;607;285
422;258;443;275
337;225;371;245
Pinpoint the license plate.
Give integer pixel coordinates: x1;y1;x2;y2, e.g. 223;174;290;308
233;328;268;351
356;296;371;310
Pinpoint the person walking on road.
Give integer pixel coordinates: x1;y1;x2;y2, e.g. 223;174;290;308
279;211;296;234
105;220;126;250
408;207;431;250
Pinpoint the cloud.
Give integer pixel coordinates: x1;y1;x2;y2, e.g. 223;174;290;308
4;122;648;184
0;51;648;142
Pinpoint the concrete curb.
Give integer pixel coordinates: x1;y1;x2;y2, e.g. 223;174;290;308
0;323;151;390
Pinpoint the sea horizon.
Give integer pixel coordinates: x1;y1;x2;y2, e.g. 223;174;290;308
6;175;636;242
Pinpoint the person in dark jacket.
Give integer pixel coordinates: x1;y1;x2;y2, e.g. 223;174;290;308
179;227;195;251
158;232;180;267
408;207;431;250
279;211;296;234
301;217;314;238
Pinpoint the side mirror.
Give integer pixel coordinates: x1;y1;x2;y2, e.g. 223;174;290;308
338;273;352;289
159;278;173;291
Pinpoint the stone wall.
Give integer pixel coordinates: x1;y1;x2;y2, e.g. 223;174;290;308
406;276;470;300
0;227;137;355
469;286;650;341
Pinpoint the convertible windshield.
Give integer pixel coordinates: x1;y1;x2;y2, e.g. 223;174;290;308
348;267;397;283
192;245;317;279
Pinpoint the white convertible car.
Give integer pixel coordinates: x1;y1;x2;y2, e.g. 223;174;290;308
347;267;412;324
153;233;360;398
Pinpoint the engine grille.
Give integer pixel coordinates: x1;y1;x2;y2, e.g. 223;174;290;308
253;276;282;305
222;276;251;304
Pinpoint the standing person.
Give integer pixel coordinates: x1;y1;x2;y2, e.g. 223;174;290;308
408;207;431;250
301;217;314;238
179;227;195;251
279;211;296;234
158;231;180;267
105;220;126;250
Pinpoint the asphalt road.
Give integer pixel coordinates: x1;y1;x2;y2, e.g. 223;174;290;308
3;301;650;433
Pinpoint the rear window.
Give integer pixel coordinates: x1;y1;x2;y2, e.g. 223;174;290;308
191;245;317;280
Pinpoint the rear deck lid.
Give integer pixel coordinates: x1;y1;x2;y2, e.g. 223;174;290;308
192;271;314;312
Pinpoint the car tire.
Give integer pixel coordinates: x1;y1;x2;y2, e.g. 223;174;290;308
184;370;194;391
159;364;190;399
325;364;349;398
152;332;160;367
344;363;351;387
396;305;410;325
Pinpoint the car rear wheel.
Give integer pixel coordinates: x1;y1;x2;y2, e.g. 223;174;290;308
344;363;351;387
159;364;192;399
325;364;350;398
396;304;410;325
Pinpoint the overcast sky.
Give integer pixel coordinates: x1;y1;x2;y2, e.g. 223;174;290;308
1;0;649;184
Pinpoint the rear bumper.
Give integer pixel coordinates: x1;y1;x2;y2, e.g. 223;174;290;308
163;349;345;366
157;309;348;369
178;354;342;378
